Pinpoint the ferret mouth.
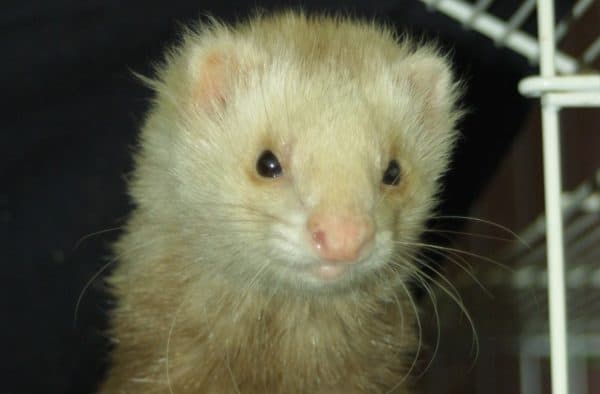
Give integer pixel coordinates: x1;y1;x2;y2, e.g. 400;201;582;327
291;258;381;292
273;254;384;291
302;256;375;284
310;263;350;281
280;245;383;285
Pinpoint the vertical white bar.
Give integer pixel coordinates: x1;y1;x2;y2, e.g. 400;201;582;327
537;1;570;394
540;104;570;394
537;0;556;77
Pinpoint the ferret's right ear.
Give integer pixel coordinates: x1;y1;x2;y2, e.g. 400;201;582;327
186;41;261;112
187;48;233;110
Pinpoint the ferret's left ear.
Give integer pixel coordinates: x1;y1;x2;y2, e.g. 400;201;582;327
401;49;460;130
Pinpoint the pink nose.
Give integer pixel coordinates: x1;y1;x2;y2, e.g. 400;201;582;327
307;213;375;263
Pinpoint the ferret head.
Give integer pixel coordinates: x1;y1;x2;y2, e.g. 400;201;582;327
132;13;462;293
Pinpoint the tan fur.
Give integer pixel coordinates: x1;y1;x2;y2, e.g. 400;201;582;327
101;11;462;393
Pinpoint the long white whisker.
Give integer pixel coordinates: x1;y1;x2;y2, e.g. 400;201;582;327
395;240;513;272
74;232;197;325
73;259;115;327
411;263;480;369
430;215;528;247
423;228;516;243
224;342;241;394
386;279;422;394
411;252;466;307
166;298;188;394
420;247;492;297
73;226;124;250
407;269;441;380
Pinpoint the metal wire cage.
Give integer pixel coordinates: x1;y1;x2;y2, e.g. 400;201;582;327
420;1;600;394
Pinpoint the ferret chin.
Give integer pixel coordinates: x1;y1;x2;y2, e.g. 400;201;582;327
100;10;462;394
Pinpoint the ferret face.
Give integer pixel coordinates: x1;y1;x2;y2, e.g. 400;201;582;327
135;14;460;293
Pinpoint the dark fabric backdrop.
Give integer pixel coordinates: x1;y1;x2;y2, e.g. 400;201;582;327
2;1;537;392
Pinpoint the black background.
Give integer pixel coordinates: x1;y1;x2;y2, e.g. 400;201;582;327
2;1;539;392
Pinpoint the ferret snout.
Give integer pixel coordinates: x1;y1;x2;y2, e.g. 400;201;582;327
307;212;375;263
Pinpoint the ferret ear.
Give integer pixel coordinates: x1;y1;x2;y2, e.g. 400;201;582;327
400;49;460;130
188;48;240;110
186;39;265;112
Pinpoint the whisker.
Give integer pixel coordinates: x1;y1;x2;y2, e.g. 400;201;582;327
166;298;187;394
394;240;513;273
224;342;241;394
411;262;480;369
73;226;124;250
402;266;441;380
430;215;528;248
232;257;273;316
418;247;492;297
386;279;423;394
390;243;480;376
408;252;466;307
73;232;190;326
415;274;441;380
423;228;516;243
73;258;116;327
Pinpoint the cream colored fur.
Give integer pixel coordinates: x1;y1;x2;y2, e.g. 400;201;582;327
100;11;462;393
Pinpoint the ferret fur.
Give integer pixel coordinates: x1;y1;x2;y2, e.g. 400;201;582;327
100;11;462;394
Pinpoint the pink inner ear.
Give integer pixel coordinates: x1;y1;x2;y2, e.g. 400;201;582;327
405;55;452;111
192;51;232;110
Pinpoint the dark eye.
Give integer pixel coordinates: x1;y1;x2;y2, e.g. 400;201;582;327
256;150;283;178
382;159;401;186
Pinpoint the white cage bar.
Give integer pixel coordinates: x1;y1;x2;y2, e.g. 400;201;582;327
420;1;600;393
536;2;570;393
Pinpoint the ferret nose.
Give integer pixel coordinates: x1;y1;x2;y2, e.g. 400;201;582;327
307;213;375;263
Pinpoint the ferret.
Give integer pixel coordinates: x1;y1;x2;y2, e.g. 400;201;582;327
100;11;462;394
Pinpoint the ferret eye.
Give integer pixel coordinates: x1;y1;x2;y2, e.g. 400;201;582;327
256;150;283;178
382;160;401;186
